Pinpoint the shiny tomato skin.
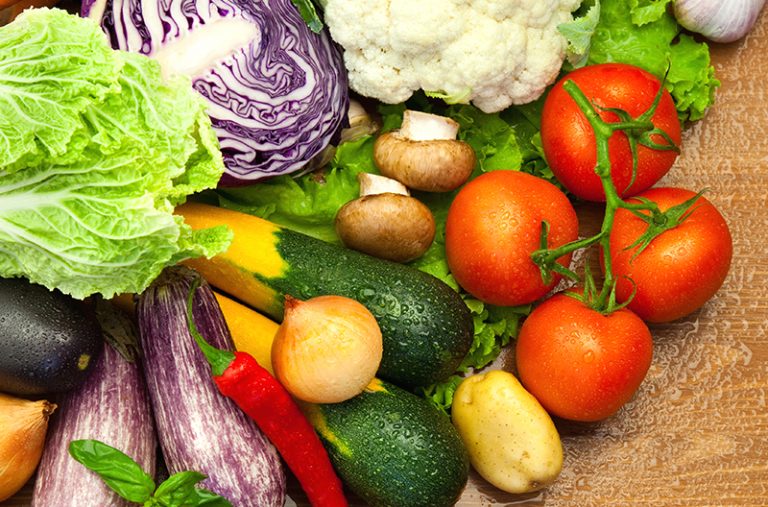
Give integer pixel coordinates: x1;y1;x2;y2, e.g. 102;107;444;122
445;171;578;306
608;187;733;323
541;63;681;202
515;292;653;422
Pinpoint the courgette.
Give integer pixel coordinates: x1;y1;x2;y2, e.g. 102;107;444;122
304;378;469;507
177;202;473;388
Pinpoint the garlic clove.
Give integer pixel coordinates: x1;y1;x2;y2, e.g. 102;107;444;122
674;0;766;43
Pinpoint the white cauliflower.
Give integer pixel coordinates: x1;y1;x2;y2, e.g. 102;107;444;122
322;0;582;113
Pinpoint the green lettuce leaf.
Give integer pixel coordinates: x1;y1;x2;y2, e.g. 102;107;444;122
0;9;230;299
218;136;375;243
559;0;602;69
588;0;719;121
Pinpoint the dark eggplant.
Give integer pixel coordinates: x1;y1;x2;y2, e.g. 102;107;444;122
32;301;156;507
137;266;286;507
0;277;102;396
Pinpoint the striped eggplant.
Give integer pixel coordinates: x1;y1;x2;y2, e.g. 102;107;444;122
32;301;156;507
136;266;285;506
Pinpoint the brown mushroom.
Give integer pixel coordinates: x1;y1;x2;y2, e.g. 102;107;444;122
373;110;477;192
335;173;435;263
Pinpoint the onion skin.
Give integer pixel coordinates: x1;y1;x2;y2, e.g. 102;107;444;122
272;295;383;404
0;394;56;502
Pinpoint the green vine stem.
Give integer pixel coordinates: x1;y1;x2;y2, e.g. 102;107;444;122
531;78;690;314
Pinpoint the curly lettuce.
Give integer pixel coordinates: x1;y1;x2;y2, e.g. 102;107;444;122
588;0;719;121
0;9;230;299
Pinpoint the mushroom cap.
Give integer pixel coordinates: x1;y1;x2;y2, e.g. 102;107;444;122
335;193;436;263
374;132;476;192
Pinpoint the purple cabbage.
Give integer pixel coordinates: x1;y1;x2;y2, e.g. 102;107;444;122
84;0;349;186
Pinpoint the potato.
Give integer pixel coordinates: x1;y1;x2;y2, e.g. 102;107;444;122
451;370;563;493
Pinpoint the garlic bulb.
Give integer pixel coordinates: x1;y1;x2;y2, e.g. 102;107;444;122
674;0;766;43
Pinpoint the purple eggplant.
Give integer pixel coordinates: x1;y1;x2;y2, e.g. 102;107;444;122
136;266;285;506
32;301;156;507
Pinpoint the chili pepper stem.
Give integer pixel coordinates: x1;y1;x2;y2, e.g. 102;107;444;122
185;277;235;377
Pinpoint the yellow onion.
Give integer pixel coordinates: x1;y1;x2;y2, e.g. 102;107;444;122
0;393;56;501
272;295;383;403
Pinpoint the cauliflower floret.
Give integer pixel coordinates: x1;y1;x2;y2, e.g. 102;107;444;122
323;0;581;113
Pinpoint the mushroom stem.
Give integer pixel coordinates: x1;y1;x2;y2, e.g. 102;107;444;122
358;173;410;197
400;110;460;141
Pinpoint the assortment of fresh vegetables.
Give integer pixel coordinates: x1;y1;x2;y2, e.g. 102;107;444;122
84;0;349;185
179;270;347;506
1;0;757;504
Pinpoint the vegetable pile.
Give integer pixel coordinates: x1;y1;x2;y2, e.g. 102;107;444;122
0;0;751;505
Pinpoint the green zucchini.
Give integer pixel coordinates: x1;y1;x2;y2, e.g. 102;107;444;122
178;202;473;388
304;378;469;507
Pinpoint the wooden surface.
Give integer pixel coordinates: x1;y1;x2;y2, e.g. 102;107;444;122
4;8;768;507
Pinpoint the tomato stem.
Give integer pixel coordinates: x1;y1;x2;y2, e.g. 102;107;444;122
532;78;690;314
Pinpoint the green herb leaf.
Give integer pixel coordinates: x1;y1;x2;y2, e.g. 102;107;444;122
153;471;232;507
68;440;156;503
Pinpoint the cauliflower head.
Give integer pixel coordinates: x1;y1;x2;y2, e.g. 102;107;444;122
323;0;582;113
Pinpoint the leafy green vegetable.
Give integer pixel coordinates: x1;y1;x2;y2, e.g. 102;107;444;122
218;136;375;243
559;0;602;69
69;440;231;507
0;9;230;299
588;0;719;121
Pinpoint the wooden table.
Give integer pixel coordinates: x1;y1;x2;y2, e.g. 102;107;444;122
4;8;768;507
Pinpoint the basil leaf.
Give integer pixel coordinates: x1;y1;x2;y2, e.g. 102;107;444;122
153;471;232;507
69;440;155;503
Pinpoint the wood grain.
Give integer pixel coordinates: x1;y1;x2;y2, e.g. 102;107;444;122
3;7;768;507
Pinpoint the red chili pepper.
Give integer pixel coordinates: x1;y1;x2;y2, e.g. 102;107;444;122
185;282;347;507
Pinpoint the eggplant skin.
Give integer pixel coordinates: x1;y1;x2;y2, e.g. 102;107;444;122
137;266;286;507
0;277;103;396
32;336;156;507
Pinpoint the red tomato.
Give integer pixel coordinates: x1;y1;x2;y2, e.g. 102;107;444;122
445;171;578;306
515;292;653;422
541;63;681;202
607;187;733;323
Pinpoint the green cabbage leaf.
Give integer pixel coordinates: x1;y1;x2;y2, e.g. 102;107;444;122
0;9;230;299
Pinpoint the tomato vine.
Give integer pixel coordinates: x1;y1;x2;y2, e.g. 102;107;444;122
532;77;699;315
